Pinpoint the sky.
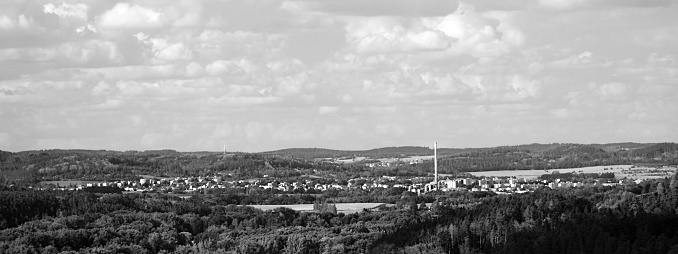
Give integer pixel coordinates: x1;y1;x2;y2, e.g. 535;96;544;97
0;0;677;152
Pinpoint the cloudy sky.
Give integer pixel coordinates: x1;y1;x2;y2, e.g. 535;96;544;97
0;0;677;152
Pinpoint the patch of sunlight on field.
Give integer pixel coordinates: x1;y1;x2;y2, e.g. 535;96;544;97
249;203;385;214
468;165;635;180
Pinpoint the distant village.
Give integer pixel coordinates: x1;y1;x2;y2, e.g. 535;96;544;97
41;165;676;195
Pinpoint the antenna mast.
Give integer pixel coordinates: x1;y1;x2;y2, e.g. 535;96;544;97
434;142;438;191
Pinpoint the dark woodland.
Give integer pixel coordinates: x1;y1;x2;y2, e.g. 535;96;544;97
1;142;678;253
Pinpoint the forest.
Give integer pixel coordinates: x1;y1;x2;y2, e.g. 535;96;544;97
2;175;678;253
1;143;678;253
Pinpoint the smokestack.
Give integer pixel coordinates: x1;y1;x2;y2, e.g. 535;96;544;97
223;145;226;155
434;142;438;191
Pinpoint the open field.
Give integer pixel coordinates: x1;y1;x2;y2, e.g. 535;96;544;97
468;165;676;180
617;166;677;180
334;155;434;164
378;155;434;163
335;157;368;163
249;203;385;214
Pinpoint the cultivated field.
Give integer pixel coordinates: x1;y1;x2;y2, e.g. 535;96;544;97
249;203;385;214
378;155;434;163
468;165;677;180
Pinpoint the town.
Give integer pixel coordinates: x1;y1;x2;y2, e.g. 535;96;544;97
41;165;677;195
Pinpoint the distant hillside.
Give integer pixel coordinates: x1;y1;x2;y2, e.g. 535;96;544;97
360;146;433;157
263;146;434;159
591;142;654;152
262;148;351;159
541;144;609;158
264;143;657;159
509;143;573;152
2;142;675;186
0;149;331;185
630;143;678;159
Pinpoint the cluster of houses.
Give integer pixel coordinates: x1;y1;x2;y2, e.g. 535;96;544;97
44;176;348;193
42;173;635;195
419;177;628;194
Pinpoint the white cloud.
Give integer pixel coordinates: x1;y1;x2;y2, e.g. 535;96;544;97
432;3;525;57
0;0;677;152
551;51;596;68
318;106;339;114
206;60;245;76
597;82;629;101
0;14;34;30
91;81;112;96
274;72;311;96
76;24;97;34
0;40;123;65
155;42;193;62
538;0;586;10
508;75;542;100
647;53;676;66
341;3;524;57
133;34;195;63
345;16;452;53
184;62;205;77
283;0;457;17
195;30;287;60
97;3;164;29
165;0;205;27
43;2;89;21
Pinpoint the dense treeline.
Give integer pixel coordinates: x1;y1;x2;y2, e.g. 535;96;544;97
0;186;436;253
425;175;678;254
3;175;678;253
539;172;616;182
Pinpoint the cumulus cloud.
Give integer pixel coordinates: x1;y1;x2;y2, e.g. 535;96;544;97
273;72;311;96
342;3;524;57
508;75;543;100
647;53;676;66
597;82;629;101
284;0;457;16
206;60;246;76
318;106;339;114
433;3;525;56
43;2;89;21
551;51;597;68
537;0;586;10
154;41;193;62
345;17;452;53
97;3;164;29
0;0;677;151
0;14;34;30
0;40;122;66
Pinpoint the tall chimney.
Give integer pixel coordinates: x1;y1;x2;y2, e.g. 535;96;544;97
223;145;226;155
434;142;438;191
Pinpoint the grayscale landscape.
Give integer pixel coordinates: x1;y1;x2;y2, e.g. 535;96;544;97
1;0;677;253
